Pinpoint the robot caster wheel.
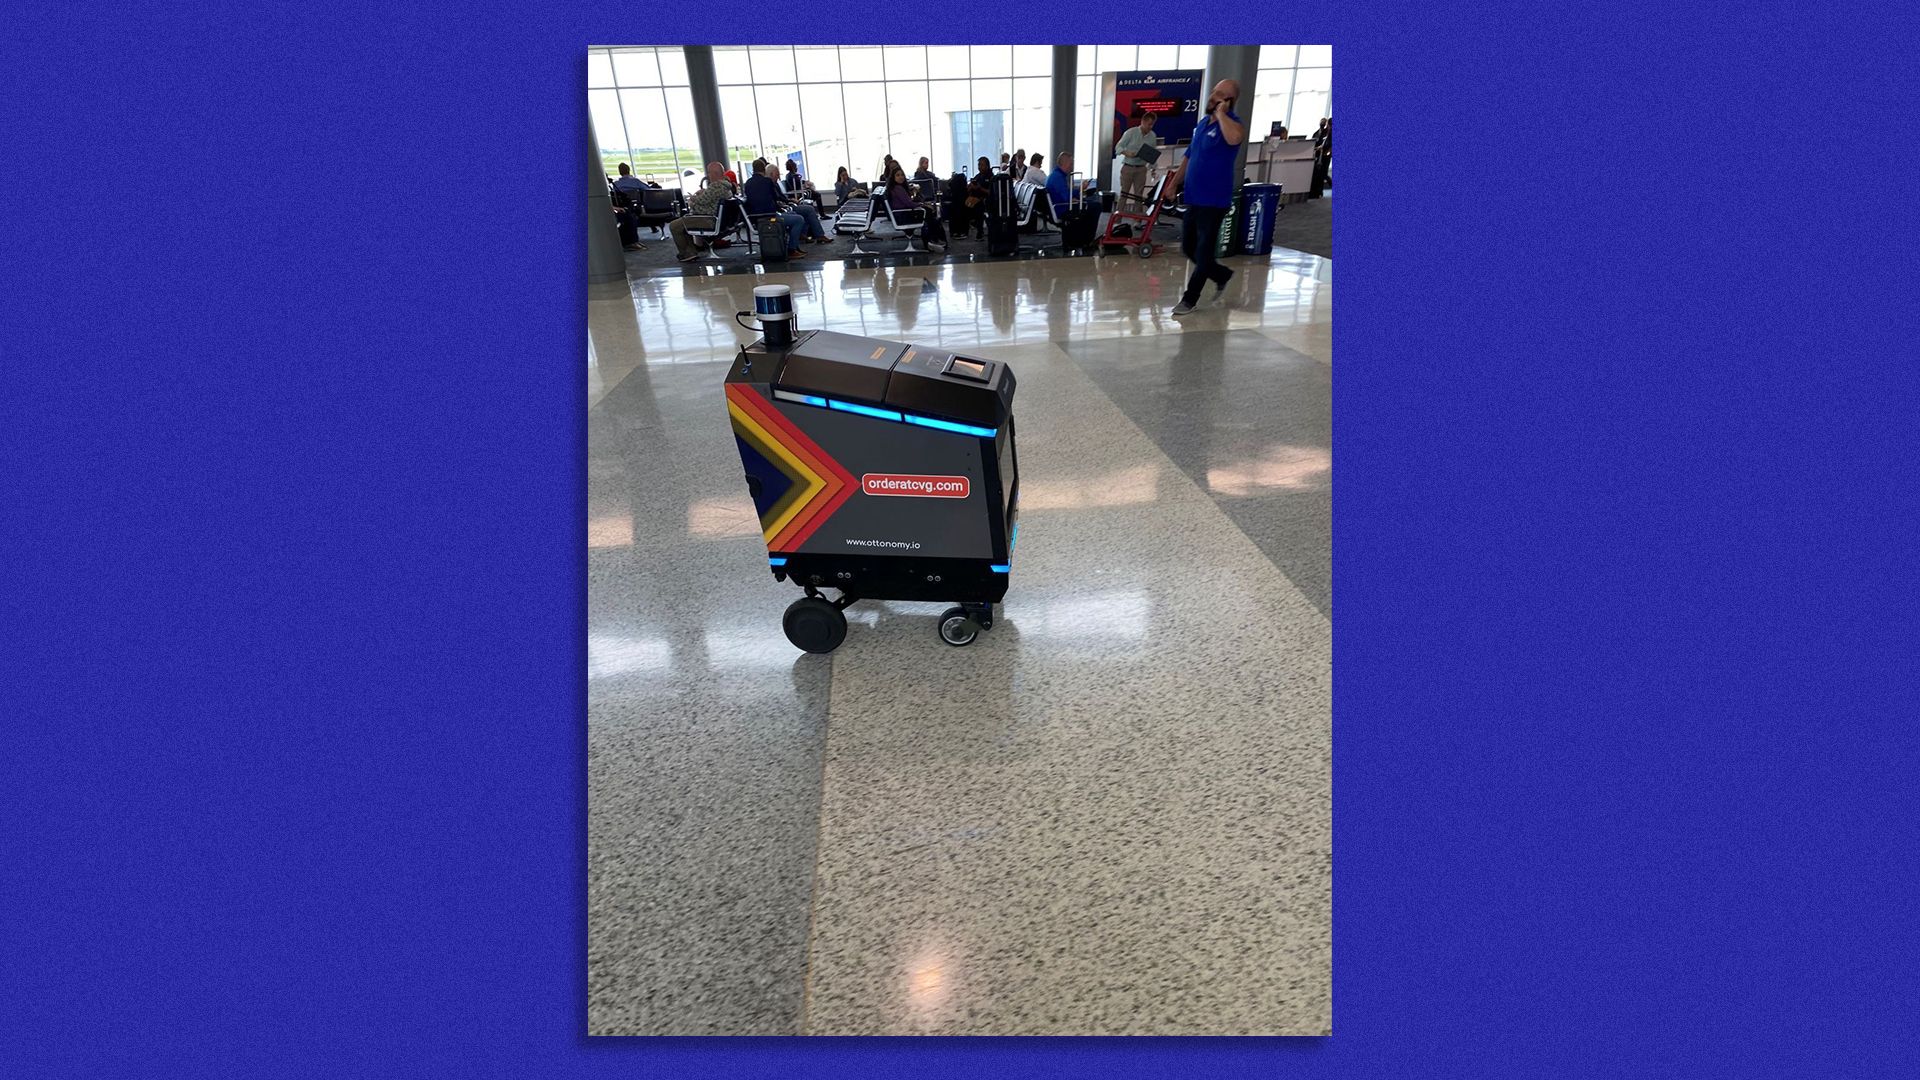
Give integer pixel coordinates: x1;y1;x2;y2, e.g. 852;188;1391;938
784;597;848;654
937;605;991;647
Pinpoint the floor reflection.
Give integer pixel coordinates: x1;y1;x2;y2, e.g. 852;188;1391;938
1206;444;1332;496
588;251;1330;387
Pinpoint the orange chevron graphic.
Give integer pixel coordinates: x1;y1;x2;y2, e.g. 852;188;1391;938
725;385;856;550
740;394;855;550
729;398;823;540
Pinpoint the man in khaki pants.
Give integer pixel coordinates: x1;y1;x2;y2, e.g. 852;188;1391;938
668;162;737;263
1116;109;1161;205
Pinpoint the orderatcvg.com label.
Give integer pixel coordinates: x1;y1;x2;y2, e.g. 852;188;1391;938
861;473;970;498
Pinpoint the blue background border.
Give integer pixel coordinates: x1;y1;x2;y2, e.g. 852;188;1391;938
7;5;1918;1077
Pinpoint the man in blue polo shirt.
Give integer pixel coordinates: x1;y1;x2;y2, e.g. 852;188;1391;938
1046;151;1092;218
1045;151;1105;250
1163;79;1247;315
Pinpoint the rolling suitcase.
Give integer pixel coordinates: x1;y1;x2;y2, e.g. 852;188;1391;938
757;217;789;261
986;217;1019;256
1059;210;1099;251
989;173;1016;217
1058;172;1099;251
987;173;1019;254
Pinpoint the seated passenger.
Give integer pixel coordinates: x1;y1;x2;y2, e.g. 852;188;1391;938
771;162;830;245
609;163;648;251
909;157;938;201
744;159;828;257
964;156;995;239
668;161;738;263
1047;151;1097;218
783;158;823;210
886;164;934;216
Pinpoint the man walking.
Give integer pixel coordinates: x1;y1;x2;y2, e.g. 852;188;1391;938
1162;79;1245;316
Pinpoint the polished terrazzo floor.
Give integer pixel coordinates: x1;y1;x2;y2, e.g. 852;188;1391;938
588;244;1330;1035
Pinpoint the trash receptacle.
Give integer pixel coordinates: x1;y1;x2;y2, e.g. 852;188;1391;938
1240;183;1285;256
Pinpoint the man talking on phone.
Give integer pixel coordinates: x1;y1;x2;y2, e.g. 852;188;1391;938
1163;79;1246;316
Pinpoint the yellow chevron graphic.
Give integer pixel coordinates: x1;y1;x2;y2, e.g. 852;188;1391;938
728;398;827;543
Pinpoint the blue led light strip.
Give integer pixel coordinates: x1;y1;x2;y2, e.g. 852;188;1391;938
768;557;788;566
826;399;903;422
903;413;998;438
988;523;1017;574
784;394;995;437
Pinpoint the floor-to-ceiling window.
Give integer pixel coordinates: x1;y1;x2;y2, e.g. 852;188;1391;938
797;48;848;188
589;46;1328;190
588;47;700;192
837;47;889;180
1009;46;1051;167
589;46;1062;189
1252;46;1332;139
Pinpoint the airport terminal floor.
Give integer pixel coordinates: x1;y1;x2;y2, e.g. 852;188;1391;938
588;243;1331;1035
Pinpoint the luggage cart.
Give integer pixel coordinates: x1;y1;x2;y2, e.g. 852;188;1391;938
725;328;1020;653
1096;173;1171;259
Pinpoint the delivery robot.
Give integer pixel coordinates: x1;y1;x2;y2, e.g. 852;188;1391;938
724;326;1019;653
